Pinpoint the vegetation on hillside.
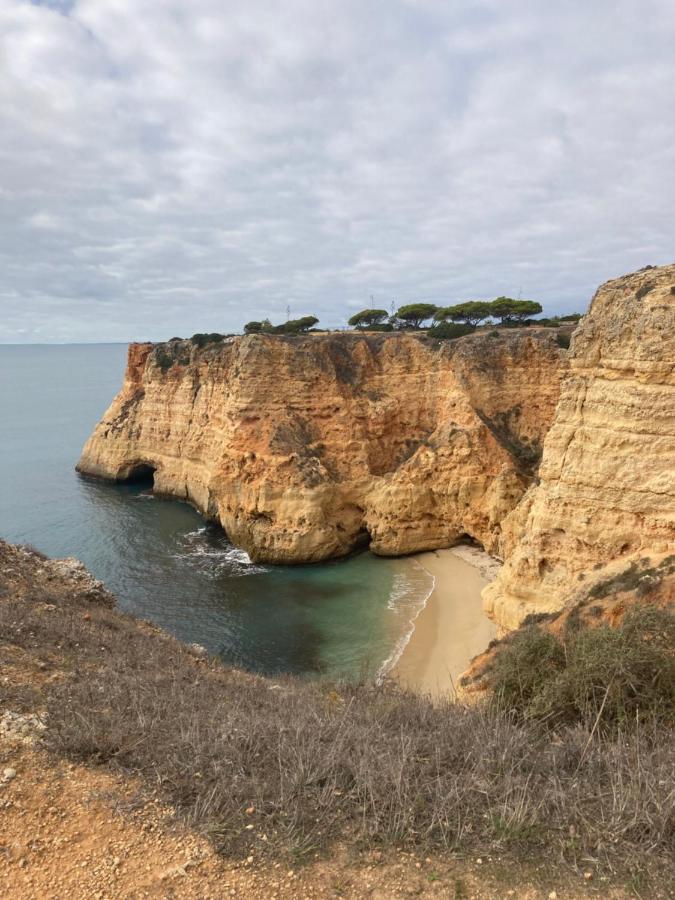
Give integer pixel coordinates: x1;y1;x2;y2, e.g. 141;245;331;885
2;542;672;892
244;316;319;335
393;303;439;328
347;308;389;329
489;604;675;729
235;297;582;340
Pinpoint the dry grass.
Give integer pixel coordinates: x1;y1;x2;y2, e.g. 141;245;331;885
1;545;673;891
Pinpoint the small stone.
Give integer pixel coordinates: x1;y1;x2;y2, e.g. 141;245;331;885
246;856;254;864
476;858;482;865
245;806;255;815
584;871;593;880
548;893;558;900
2;768;17;782
245;824;254;830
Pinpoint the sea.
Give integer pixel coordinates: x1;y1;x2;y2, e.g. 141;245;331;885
0;344;434;682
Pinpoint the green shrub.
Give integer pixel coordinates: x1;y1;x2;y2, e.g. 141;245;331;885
427;321;474;340
190;332;225;348
492;606;675;731
154;348;174;372
364;322;394;332
555;332;571;349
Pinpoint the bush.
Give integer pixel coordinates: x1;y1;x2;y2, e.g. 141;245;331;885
154;348;174;372
427;321;474;340
364;322;394;332
191;333;225;348
491;606;675;731
491;629;566;714
555;332;571;349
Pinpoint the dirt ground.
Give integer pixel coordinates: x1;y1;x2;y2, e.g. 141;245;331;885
0;742;633;900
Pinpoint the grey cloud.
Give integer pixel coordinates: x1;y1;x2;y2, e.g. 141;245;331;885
1;0;674;342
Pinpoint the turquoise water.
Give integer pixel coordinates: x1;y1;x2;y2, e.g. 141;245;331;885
0;344;433;680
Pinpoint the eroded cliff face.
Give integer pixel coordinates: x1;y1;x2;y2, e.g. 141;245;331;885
77;331;564;563
484;264;675;631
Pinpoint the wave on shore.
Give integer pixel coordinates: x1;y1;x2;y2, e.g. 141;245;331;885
377;561;435;682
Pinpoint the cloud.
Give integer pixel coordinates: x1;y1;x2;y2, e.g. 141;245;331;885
1;0;674;342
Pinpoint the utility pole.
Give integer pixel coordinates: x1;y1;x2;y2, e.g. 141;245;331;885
286;304;290;321
370;294;374;309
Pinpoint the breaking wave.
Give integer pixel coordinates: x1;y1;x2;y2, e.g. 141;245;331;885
172;527;268;577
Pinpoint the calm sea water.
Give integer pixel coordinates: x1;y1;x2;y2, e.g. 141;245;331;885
0;344;433;681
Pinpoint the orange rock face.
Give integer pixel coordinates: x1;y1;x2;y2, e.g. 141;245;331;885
77;331;564;564
484;264;675;631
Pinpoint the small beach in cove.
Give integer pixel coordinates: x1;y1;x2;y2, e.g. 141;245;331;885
392;547;499;697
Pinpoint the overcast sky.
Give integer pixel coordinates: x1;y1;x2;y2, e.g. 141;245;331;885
1;0;674;343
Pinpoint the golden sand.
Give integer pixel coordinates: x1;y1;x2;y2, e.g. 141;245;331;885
392;548;498;698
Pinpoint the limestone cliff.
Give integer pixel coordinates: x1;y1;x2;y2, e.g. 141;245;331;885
77;331;564;564
483;264;675;631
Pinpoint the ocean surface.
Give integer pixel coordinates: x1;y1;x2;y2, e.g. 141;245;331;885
0;344;433;681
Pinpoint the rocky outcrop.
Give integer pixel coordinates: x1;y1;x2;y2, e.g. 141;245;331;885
77;331;564;564
484;264;675;631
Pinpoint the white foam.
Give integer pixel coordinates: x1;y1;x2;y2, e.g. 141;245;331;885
376;561;436;683
172;530;268;576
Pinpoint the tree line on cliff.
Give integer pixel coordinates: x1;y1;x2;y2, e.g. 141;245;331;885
242;298;581;337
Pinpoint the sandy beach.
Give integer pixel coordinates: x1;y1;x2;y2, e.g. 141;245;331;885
392;547;498;698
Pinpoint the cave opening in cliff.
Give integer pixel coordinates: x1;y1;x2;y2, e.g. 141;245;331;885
123;463;156;488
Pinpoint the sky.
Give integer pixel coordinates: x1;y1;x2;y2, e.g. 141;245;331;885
1;0;674;343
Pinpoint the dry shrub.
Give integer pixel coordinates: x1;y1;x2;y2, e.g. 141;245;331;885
2;564;673;887
43;643;674;882
491;606;675;730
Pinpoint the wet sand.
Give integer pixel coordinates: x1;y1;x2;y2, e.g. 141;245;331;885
392;548;498;698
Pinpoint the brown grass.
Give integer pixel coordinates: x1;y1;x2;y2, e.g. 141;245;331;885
1;545;673;891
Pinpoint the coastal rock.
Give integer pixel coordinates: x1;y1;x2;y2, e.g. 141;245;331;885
77;331;564;564
484;264;675;631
